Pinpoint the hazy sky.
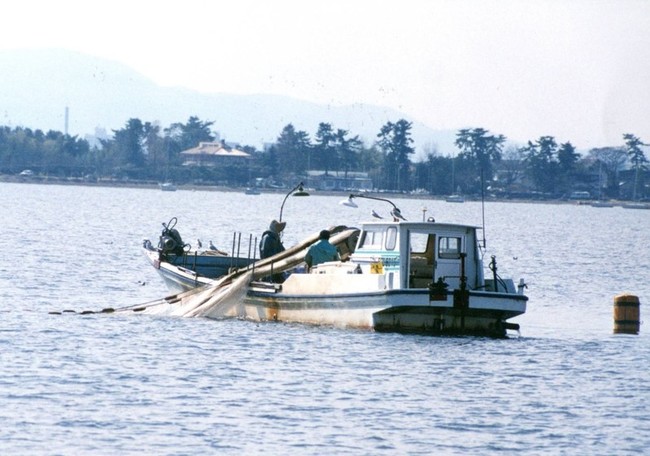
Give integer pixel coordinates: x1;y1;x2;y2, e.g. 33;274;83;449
2;0;649;149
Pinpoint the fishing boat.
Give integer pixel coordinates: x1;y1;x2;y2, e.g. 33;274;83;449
136;195;528;337
143;183;311;293
142;217;254;293
590;163;613;207
446;161;464;202
445;194;465;203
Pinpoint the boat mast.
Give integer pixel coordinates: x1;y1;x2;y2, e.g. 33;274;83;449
480;168;486;249
451;156;455;194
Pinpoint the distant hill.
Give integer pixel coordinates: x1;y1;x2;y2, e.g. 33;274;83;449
0;49;459;158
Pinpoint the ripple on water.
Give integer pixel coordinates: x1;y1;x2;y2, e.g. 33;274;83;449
1;184;650;454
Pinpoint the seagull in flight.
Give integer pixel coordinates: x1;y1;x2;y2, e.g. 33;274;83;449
391;207;406;221
371;209;383;219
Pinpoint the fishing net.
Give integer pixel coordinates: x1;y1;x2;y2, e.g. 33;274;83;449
109;226;359;319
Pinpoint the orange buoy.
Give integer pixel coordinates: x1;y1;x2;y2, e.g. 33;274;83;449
613;294;640;334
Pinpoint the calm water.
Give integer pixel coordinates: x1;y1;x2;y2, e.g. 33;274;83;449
1;182;649;455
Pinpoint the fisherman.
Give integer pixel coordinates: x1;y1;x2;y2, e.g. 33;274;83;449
259;219;287;283
260;219;286;259
305;229;340;270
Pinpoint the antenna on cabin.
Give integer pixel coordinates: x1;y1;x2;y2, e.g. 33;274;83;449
64;106;69;136
480;168;487;250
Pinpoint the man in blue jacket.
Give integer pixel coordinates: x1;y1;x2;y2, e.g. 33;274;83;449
305;230;340;270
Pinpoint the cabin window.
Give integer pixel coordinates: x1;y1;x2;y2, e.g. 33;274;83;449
358;228;383;249
410;232;430;254
439;236;462;259
385;227;398;250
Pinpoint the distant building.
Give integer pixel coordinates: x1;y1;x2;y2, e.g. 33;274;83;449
180;141;251;167
84;126;110;149
306;170;373;191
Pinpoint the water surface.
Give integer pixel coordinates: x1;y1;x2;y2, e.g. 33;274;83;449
1;183;649;455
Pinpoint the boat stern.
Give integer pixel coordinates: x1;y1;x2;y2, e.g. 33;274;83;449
372;290;527;337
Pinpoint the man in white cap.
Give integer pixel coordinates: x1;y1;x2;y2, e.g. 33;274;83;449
260;219;286;259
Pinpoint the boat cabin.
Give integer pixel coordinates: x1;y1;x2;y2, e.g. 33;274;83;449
347;221;484;291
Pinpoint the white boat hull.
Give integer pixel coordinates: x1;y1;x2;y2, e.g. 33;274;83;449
445;195;465;203
201;274;527;337
137;220;529;338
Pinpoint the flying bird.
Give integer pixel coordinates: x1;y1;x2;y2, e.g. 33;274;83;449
371;209;383;219
391;207;406;221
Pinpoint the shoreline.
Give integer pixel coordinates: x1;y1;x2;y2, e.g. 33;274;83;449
0;174;635;206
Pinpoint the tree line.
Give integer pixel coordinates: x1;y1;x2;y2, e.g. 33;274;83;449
0;116;647;200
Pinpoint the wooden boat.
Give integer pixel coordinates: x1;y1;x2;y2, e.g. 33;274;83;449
142;217;254;293
136;198;528;337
